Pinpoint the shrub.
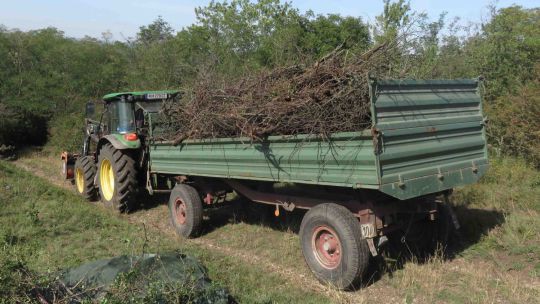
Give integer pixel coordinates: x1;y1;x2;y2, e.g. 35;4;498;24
0;104;48;147
486;68;540;168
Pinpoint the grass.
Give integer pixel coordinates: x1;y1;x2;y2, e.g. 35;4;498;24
4;150;540;303
453;157;540;277
381;156;540;303
0;160;330;303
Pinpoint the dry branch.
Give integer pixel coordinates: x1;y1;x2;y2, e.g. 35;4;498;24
161;42;395;143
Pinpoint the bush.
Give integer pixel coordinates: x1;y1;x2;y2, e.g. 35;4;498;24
0;104;48;147
486;69;540;168
45;113;85;154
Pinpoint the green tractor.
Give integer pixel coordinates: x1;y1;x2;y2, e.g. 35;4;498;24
61;90;180;211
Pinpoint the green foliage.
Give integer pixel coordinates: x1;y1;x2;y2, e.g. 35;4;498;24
184;0;371;77
300;13;371;57
0;1;538;167
193;0;303;71
486;74;540;167
0;27;128;148
45;112;84;154
373;0;412;44
0;103;47;146
454;156;540;213
137;16;174;45
472;6;540;100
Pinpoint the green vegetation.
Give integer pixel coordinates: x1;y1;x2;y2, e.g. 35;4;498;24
0;1;538;166
1;0;539;302
0;160;330;303
5;151;539;303
454;156;540;265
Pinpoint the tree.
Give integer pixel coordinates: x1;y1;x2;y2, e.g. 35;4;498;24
471;6;540;99
373;0;411;44
137;16;174;45
300;13;370;57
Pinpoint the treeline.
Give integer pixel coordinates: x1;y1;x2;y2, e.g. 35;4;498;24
0;0;538;165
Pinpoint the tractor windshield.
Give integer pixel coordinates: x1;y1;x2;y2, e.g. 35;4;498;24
109;101;135;134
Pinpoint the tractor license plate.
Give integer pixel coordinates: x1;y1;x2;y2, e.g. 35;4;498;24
146;93;168;100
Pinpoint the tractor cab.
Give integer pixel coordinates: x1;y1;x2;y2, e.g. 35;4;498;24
62;90;180;197
80;90;180;155
100;90;180;135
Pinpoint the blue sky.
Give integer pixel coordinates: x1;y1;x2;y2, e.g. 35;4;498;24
1;0;537;39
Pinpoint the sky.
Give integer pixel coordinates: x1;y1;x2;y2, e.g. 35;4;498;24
0;0;537;40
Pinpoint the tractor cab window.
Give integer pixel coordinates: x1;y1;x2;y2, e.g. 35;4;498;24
135;108;144;128
108;100;135;134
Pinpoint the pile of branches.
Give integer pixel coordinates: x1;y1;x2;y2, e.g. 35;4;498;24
161;43;393;143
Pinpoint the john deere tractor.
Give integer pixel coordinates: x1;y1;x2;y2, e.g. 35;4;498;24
62;90;180;211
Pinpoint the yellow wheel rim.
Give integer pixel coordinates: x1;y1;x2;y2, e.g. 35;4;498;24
100;159;115;201
75;168;84;194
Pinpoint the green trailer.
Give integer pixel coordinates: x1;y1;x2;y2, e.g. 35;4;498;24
63;78;488;290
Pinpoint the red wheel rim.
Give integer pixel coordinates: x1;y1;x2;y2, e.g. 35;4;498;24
312;226;342;269
175;198;187;225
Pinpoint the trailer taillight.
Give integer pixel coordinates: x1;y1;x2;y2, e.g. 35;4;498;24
124;133;138;141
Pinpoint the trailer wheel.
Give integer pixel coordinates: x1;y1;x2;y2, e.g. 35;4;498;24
74;156;97;201
97;143;138;212
299;203;369;290
168;184;203;238
434;202;459;255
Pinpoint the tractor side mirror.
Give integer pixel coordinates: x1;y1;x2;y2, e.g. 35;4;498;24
85;102;95;118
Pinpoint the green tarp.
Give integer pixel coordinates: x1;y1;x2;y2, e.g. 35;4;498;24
50;252;230;303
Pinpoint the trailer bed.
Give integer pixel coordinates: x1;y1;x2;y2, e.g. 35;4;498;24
149;79;488;200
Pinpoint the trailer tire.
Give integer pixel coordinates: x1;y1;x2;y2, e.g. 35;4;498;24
434;202;459;255
300;203;369;290
169;184;203;238
97;143;138;212
74;156;97;201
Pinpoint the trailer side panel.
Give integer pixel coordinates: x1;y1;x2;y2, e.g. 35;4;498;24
150;132;379;188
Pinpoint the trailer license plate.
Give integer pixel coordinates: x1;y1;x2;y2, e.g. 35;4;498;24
361;223;376;238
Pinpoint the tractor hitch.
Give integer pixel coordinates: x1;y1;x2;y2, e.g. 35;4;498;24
61;151;78;180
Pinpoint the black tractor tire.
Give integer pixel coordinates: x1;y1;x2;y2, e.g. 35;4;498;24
168;184;203;238
74;156;97;201
299;203;370;290
97;143;138;212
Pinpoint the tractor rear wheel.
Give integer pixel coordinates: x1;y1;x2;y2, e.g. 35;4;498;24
97;143;138;212
300;203;370;290
74;156;97;201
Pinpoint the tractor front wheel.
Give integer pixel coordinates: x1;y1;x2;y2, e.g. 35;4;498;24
97;143;138;212
74;156;97;201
